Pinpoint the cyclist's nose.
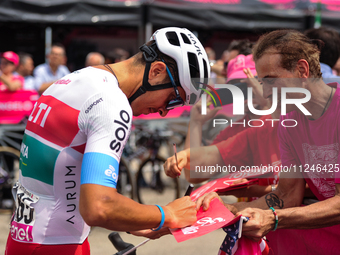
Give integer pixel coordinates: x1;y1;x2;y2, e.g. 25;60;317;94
158;108;169;117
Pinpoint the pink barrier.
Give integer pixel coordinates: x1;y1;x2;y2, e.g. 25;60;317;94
0;90;39;124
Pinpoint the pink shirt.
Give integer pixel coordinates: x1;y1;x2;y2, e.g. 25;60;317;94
278;84;340;201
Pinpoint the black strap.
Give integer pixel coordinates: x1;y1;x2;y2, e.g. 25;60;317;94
129;43;173;104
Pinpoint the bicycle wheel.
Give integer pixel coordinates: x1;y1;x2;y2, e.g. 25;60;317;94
116;157;134;199
136;155;180;204
0;123;26;151
0;147;20;210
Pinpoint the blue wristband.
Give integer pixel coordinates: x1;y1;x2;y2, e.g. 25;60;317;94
152;205;165;231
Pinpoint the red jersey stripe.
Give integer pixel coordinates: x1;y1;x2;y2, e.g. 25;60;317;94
26;95;80;148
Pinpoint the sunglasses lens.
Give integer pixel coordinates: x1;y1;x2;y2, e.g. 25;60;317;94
166;98;184;110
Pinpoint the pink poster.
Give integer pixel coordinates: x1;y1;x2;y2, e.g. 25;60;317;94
189;170;275;202
171;198;241;243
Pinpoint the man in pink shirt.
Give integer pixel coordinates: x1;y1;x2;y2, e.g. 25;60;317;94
197;29;340;254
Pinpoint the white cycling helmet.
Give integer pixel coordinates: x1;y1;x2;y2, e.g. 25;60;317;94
151;27;210;105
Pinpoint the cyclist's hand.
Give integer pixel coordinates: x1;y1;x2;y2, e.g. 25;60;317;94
190;97;222;125
196;192;237;214
195;192;223;211
164;196;197;229
236;207;274;242
129;227;171;239
163;149;189;178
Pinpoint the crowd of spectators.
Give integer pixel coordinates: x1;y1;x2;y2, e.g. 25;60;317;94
0;45;130;96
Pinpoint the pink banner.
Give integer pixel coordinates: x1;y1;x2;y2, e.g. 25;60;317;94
0;90;39;124
171;198;241;242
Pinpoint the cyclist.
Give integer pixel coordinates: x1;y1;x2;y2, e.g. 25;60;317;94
5;27;209;255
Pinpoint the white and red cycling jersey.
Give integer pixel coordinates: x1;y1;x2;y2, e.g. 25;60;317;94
10;67;132;245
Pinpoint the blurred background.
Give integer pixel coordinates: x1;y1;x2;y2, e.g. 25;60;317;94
0;0;339;72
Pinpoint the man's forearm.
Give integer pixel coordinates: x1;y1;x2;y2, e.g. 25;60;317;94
185;121;203;150
276;195;340;229
218;184;273;199
38;81;55;94
232;187;301;213
183;145;224;183
0;74;21;91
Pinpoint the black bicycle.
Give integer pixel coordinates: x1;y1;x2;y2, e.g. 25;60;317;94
0;119;27;210
116;156;134;199
134;126;180;205
109;232;137;255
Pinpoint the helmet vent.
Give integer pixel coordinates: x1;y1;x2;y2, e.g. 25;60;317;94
181;33;191;44
189;93;197;104
187;52;200;79
166;32;180;46
202;59;209;84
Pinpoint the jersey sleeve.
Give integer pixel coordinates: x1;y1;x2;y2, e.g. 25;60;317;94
78;90;132;188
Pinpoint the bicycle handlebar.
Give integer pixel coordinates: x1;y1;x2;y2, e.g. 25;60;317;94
109;232;136;255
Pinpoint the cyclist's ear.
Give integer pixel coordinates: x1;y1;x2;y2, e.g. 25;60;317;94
149;62;167;82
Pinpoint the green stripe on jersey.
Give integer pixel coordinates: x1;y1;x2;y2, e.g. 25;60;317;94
20;134;60;185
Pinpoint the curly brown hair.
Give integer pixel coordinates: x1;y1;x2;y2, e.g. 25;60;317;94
253;29;323;78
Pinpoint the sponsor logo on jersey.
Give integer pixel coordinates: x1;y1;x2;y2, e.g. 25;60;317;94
20;143;29;159
110;110;130;153
85;98;103;114
104;165;118;182
26;95;80;148
54;79;71;85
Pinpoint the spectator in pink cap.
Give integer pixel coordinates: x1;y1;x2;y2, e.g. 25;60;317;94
226;54;256;83
0;51;24;91
226;54;268;118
